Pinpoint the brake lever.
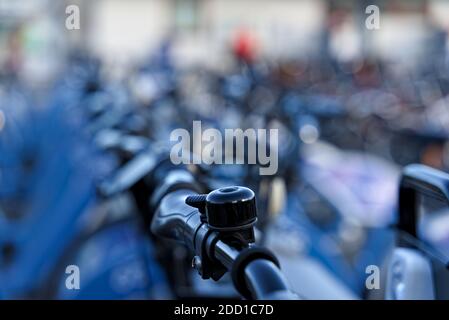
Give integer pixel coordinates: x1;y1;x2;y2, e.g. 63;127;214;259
97;150;157;197
398;164;449;238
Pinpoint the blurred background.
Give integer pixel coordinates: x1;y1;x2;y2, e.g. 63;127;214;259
1;0;449;300
3;0;449;82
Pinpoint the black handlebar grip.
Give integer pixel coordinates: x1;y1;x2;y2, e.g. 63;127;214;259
398;164;449;238
151;189;202;249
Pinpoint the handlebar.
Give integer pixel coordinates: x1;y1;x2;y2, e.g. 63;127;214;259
213;239;297;299
398;164;449;238
150;168;297;300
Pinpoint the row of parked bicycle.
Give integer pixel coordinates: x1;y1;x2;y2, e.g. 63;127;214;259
1;47;449;299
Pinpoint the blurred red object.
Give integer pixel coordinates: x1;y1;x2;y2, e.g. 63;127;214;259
232;29;258;63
